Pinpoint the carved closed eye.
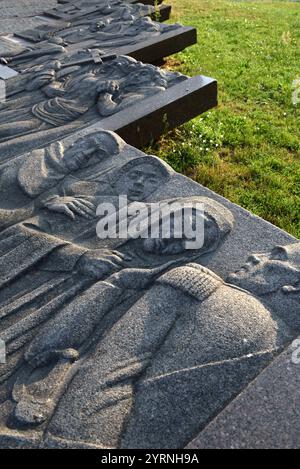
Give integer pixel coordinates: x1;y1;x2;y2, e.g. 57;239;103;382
129;171;141;179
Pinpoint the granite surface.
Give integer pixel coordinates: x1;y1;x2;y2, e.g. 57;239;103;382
0;56;214;158
0;1;58;34
0;128;299;448
187;339;300;449
0;0;298;451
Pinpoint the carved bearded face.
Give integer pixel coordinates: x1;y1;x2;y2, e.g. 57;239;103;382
227;245;300;296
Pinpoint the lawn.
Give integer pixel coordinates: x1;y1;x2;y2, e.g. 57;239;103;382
148;0;300;238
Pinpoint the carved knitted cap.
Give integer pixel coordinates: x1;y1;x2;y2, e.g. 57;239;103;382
275;243;300;270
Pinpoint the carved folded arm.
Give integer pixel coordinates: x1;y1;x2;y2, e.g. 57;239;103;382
97;93;118;116
97;92;143;117
40;243;127;279
97;86;166;117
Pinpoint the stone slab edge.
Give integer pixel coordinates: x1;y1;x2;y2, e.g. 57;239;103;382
186;339;300;449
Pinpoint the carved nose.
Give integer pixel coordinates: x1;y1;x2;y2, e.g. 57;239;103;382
135;178;144;186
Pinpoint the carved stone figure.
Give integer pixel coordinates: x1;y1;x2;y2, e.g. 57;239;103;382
16;21;71;43
118;246;298;448
1;14;181;74
9;152;175;247
45;0;128;21
4;52;179;117
0;38;67;69
227;243;300;330
1;50;107;103
0;61;173;143
0;196;234;433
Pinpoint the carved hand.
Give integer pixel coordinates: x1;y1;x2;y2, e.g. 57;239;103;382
78;249;130;280
44;196;96;220
109;260;182;290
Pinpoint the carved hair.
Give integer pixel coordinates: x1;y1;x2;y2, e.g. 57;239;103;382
71;130;125;157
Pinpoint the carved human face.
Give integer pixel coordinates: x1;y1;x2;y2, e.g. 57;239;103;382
63;137;107;172
228;246;300;296
142;213;218;256
127;68;155;86
115;163;165;201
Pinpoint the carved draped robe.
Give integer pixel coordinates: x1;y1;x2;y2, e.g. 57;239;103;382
0;140;107;230
0;74;99;142
0;224;94;396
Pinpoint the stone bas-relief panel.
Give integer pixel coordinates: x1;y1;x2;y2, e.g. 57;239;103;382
0;0;58;35
0;54;187;146
55;0;164;12
43;0;165;22
0;13;188;72
16;2;171;43
0;128;299;449
0;55;217;162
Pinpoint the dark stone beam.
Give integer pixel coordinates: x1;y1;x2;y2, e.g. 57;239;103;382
119;26;197;65
108;76;218;148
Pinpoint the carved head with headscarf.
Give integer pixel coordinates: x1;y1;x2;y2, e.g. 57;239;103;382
113;196;235;269
17;130;125;199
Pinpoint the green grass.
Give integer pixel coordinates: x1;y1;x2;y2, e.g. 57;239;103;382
147;0;300;238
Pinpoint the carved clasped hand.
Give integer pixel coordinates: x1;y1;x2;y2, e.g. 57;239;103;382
44;196;96;220
78;250;131;280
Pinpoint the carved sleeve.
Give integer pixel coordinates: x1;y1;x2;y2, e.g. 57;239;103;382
39;243;88;273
